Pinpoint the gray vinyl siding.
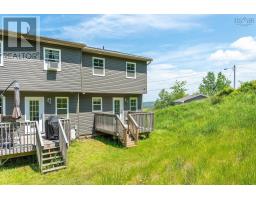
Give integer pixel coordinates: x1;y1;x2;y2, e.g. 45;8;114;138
82;53;147;94
0;36;149;136
0;41;82;92
3;91;79;130
3;91;141;136
78;93;142;136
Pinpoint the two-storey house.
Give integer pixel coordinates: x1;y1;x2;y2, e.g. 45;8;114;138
0;30;152;138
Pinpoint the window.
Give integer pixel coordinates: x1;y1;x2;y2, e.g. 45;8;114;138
92;97;102;112
126;62;136;79
130;97;138;111
56;97;69;118
44;47;61;71
0;96;6;115
0;40;3;66
93;57;105;76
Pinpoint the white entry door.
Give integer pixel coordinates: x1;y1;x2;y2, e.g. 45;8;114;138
25;97;44;133
113;97;124;122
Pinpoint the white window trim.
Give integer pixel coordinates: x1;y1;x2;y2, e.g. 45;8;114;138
55;97;69;118
92;57;105;76
0;96;6;115
126;62;136;79
24;96;45;123
0;40;3;66
92;97;103;112
43;47;62;71
129;97;138;111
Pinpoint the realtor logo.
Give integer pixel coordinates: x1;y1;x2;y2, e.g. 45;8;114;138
234;16;255;27
2;17;39;52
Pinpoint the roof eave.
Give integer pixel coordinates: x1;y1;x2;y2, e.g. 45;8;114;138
0;29;86;49
83;47;153;62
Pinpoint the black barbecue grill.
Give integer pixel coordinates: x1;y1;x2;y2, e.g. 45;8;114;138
46;116;60;140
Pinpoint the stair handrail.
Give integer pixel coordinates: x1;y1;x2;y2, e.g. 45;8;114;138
127;113;140;143
35;121;44;173
115;114;128;145
58;119;69;166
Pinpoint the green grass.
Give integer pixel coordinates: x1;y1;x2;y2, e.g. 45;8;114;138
1;92;256;184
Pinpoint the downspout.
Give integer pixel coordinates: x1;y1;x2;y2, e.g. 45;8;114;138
77;47;83;137
77;92;80;137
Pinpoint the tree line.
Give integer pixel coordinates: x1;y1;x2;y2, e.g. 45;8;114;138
154;72;231;109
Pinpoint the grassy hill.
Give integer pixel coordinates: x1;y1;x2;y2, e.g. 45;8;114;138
0;85;256;184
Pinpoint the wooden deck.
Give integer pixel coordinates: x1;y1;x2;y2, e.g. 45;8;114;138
94;111;154;147
0;122;37;159
0;119;71;173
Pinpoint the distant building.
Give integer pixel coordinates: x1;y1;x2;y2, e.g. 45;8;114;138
173;94;207;105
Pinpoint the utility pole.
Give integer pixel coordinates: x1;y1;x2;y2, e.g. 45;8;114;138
224;65;236;89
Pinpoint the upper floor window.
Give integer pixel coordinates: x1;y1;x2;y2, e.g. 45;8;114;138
44;47;61;71
126;62;136;79
0;96;6;115
0;40;3;66
93;57;105;76
92;97;102;112
56;97;69;118
130;97;138;111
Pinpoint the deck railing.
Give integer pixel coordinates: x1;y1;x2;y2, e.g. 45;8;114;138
0;121;37;158
58;119;70;166
35;121;44;172
94;113;127;144
116;115;128;145
128;112;154;133
60;118;71;143
127;114;139;143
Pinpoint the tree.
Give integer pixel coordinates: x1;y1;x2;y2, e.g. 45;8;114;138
154;81;187;109
170;80;187;100
154;89;172;109
199;72;231;96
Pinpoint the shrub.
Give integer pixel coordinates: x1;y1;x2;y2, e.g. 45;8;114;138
216;86;234;97
238;80;256;93
210;96;222;105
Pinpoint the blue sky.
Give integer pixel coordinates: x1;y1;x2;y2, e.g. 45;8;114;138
1;14;256;101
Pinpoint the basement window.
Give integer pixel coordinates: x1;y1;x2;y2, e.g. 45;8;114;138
92;97;102;112
126;62;136;79
56;97;69;118
93;57;105;76
130;97;138;111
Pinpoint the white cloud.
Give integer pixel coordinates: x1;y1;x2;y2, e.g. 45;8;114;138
209;49;245;61
209;36;256;63
231;36;256;51
56;15;201;41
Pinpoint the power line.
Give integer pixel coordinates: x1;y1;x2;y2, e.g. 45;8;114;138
148;64;256;84
147;82;201;92
148;73;206;84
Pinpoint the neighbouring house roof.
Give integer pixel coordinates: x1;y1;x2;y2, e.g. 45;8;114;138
0;29;153;62
173;94;208;104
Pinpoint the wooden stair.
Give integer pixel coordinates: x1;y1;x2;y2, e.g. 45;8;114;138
118;131;136;148
125;134;136;147
41;146;66;174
